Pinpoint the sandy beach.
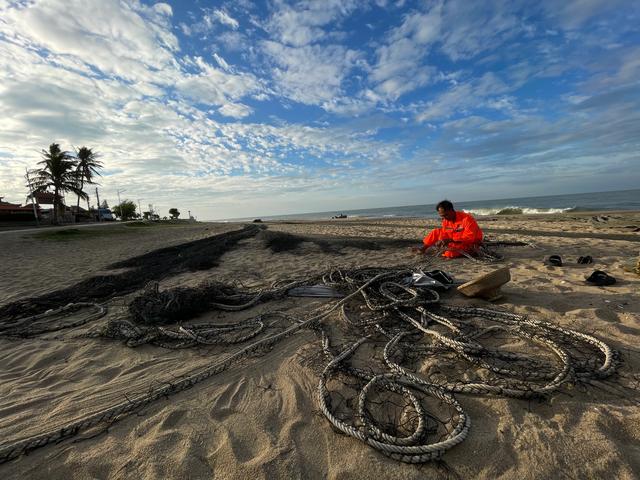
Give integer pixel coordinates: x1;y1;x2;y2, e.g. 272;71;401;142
1;213;639;479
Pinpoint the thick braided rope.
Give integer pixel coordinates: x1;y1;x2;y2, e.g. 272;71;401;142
384;329;572;398
0;263;618;464
0;270;402;464
317;337;471;463
0;303;106;336
439;305;616;378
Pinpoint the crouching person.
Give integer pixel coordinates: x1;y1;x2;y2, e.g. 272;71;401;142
416;200;483;258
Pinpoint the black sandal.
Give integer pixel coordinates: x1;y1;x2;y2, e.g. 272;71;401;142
426;269;454;285
586;270;616;286
548;255;563;266
577;255;593;264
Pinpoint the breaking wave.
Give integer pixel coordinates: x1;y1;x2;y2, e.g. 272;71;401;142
467;206;576;216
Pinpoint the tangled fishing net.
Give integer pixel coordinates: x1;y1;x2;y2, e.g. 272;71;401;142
0;257;619;465
0;224;264;320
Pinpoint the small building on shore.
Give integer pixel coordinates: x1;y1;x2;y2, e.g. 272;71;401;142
26;191;57;222
26;191;79;223
0;197;38;222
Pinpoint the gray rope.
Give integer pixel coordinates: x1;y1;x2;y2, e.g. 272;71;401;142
0;269;400;463
0;262;618;465
0;303;106;337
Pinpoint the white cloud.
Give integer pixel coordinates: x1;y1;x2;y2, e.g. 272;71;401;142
182;8;240;36
266;0;359;47
437;1;520;61
177;57;262;109
216;31;247;51
0;0;638;219
212;9;239;30
257;0;368;111
369;5;442;101
367;0;523;105
262;40;360;106
540;0;627;30
416;72;510;122
218;103;252;118
0;29;400;218
1;0;180;83
153;3;173;17
212;53;231;71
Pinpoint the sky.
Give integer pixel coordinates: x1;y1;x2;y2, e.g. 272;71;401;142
0;0;639;220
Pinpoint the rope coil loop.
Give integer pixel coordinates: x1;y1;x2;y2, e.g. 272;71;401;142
0;263;618;464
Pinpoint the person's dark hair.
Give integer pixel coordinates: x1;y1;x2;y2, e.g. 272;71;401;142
436;200;454;211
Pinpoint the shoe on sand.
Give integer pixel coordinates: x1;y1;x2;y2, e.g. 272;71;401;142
586;270;616;286
426;269;454;285
548;255;563;266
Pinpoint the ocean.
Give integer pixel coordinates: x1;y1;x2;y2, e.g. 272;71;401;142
240;188;640;221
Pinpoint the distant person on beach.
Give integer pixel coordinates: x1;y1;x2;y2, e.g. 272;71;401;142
415;200;484;258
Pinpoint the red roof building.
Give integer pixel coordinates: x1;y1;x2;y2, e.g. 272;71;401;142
0;197;38;221
28;191;58;205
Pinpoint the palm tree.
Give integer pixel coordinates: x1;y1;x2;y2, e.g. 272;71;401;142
32;143;87;225
74;146;103;217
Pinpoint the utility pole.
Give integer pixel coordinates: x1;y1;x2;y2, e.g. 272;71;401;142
25;168;39;226
137;199;142;219
115;189;126;221
95;187;101;222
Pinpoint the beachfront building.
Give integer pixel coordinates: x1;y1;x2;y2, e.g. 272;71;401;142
26;191;58;223
25;191;82;223
0;196;38;223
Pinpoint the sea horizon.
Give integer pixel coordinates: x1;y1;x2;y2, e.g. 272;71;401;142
217;188;640;222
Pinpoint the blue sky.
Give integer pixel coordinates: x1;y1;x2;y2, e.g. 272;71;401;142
0;0;638;219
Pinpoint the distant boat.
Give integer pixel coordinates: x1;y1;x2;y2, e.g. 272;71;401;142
332;213;347;219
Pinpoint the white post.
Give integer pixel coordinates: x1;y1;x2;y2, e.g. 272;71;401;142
25;168;39;226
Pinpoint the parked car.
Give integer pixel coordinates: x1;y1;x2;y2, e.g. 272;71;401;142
97;208;115;221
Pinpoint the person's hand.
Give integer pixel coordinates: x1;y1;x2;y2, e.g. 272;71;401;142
435;239;452;248
409;245;426;255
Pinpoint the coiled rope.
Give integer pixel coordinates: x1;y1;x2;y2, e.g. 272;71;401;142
0;264;618;464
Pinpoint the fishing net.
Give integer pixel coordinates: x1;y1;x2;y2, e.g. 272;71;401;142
0;228;618;465
0;224;264;320
0;261;619;464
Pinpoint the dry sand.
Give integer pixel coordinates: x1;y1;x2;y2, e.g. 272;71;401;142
1;213;639;479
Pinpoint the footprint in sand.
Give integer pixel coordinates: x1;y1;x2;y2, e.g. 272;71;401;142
158;408;188;430
594;308;620;323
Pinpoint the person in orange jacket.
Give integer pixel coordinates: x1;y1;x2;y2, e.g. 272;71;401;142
416;200;483;258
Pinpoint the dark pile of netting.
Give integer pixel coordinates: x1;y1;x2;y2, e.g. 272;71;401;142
0;224;263;320
0;260;621;465
258;229;415;254
258;230;307;252
127;279;307;325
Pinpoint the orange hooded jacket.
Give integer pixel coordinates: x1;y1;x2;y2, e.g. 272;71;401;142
423;210;483;258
